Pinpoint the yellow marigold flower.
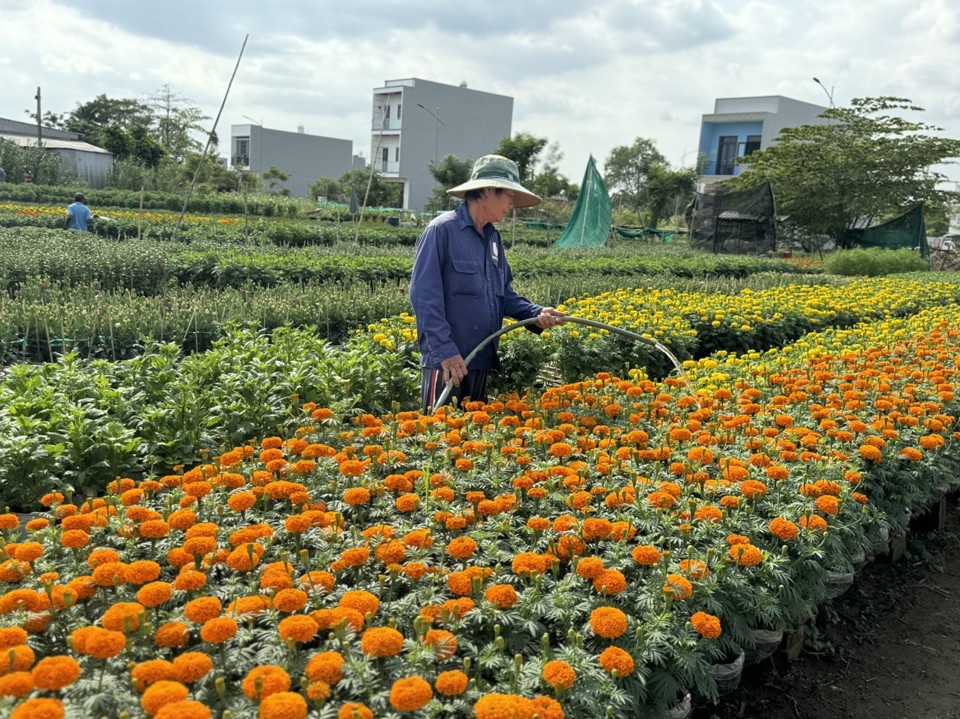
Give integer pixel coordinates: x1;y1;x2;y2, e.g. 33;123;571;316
435;669;469;696
542;660;576;690
691;611;722;639
242;665;291;700
389;676;433;712
590;606;628;639
599;646;635;677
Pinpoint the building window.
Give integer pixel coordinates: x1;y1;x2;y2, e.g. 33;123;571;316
716;136;738;175
385;104;390;119
232;137;249;167
395;147;400;162
397;104;401;119
744;135;761;156
382;148;389;172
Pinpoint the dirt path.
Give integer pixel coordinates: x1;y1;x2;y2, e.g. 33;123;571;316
696;495;960;719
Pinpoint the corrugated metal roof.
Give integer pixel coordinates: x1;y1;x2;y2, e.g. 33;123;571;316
0;134;112;154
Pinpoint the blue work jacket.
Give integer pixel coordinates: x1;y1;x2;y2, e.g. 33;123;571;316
409;203;542;370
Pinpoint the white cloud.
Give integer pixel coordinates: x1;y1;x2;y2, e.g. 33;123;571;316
1;0;960;183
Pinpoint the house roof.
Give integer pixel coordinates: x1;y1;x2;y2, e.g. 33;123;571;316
701;112;769;123
0;134;112;154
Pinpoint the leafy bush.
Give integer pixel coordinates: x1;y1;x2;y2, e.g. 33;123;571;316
824;247;928;276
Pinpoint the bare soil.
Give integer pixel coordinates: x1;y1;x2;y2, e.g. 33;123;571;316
694;494;960;719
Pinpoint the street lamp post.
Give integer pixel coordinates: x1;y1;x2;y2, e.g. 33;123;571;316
241;114;263;172
416;103;443;166
812;78;835;109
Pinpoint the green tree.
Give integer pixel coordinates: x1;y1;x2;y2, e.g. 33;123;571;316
179;152;237;192
339;168;401;208
309;177;343;202
731;97;960;240
603;137;667;214
262;166;291;194
644;163;698;227
98;123;166;168
425;154;473;212
56;94;153;144
148;85;210;161
495;133;548;182
530;142;579;201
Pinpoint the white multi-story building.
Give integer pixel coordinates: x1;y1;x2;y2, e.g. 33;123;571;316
230;124;354;198
370;78;513;211
697;96;830;186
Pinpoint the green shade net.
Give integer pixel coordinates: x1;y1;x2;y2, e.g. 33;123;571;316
837;204;928;259
554;155;612;248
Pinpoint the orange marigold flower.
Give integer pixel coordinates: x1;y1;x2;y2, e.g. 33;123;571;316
593;569;627;595
446;536;478;560
0;671;33;698
273;588;308;613
678;559;710;580
10;698;64;719
0;626;28;649
338;703;374;719
740;480;768;499
858;444;883;463
575;557;605;580
343;487;372;506
361;626;404;657
474;693;531;719
814;495;840;516
769;517;799;541
227;492;257;512
142;680;190;715
338;546;371;568
729;545;763;567
484;584;518;609
542;659;576;690
101;602;146;633
154;621;189;649
184;596;222;624
305;652;345;685
173;652;213;684
29;655;80;691
389;676;433;712
435;669;468;696
590;606;628;639
306;680;331;701
199;616;238;644
800;514;829;532
0;644;34;673
131;659;176;690
599;646;635;677
339;589;379;617
663;573;694;600
242;664;291;699
153;700;212;719
691;611;722;639
549;442;574;458
60;530;90;549
632;545;661;566
125;560;161;586
278;615;319;643
422;629;458;660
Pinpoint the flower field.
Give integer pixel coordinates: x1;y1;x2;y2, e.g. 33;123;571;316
0;291;957;718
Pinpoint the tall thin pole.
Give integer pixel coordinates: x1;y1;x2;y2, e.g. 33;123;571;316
172;34;249;242
34;87;42;146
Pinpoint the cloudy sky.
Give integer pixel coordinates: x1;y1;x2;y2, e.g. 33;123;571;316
3;0;960;183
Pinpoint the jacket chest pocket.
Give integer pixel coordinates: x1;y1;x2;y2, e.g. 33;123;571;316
449;259;482;297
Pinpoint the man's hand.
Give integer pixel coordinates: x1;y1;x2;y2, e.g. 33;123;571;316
536;307;566;330
441;354;469;387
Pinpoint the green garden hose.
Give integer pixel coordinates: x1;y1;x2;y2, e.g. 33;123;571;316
431;316;691;413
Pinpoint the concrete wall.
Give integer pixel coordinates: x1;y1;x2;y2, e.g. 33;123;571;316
371;78;513;211
230;124;353;198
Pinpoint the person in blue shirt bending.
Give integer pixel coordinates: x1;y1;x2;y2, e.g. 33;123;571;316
410;154;565;413
66;193;95;231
